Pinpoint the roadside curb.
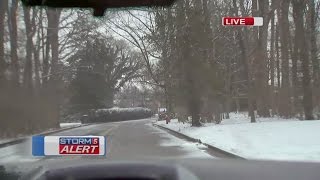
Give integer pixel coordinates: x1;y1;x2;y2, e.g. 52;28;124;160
153;123;202;143
0;124;90;148
153;123;245;160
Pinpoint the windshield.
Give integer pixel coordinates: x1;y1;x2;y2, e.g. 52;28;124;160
0;0;320;178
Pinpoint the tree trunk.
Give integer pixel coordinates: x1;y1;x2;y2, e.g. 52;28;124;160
34;9;43;90
46;8;62;128
254;0;270;117
183;0;203;127
292;21;299;117
276;23;281;90
270;14;276;116
225;54;232;119
157;9;173;114
274;23;282;115
8;0;19;84
235;96;240;113
47;9;61;80
292;0;314;120
0;0;7;81
43;20;50;85
278;0;291;118
309;0;319;113
235;0;256;123
23;6;34;90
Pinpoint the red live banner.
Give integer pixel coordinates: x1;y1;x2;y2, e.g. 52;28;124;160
222;17;263;26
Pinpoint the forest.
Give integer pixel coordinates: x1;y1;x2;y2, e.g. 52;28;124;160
0;0;319;137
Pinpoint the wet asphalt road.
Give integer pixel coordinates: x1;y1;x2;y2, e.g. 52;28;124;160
0;118;213;172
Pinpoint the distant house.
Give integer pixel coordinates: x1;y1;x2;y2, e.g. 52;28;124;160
158;108;167;113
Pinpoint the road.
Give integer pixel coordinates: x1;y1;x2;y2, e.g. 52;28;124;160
0;118;213;172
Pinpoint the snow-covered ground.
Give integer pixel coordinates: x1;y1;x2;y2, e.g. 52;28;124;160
59;122;82;128
147;124;214;159
156;112;320;162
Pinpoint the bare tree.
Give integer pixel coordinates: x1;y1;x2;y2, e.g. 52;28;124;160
0;0;7;81
23;6;35;90
8;0;19;84
308;0;319;113
45;8;62;127
234;0;256;122
47;8;62;82
278;0;291;118
33;8;43;89
270;12;276;116
292;0;314;120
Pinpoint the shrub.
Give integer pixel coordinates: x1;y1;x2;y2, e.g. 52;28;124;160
83;107;153;123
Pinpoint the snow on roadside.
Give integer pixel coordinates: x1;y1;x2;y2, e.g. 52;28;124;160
147;124;214;158
59;122;82;128
156;112;320;162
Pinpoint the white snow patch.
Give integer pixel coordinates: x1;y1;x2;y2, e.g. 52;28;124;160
147;124;214;158
156;112;320;162
96;107;151;113
59;122;82;128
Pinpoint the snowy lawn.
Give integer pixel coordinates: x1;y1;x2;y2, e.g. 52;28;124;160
156;112;320;162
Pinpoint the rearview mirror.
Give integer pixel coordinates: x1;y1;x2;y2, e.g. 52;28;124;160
22;0;176;16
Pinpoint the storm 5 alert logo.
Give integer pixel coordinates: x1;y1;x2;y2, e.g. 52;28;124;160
59;137;100;154
32;136;106;156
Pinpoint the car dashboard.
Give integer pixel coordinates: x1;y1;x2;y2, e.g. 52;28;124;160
19;158;320;180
